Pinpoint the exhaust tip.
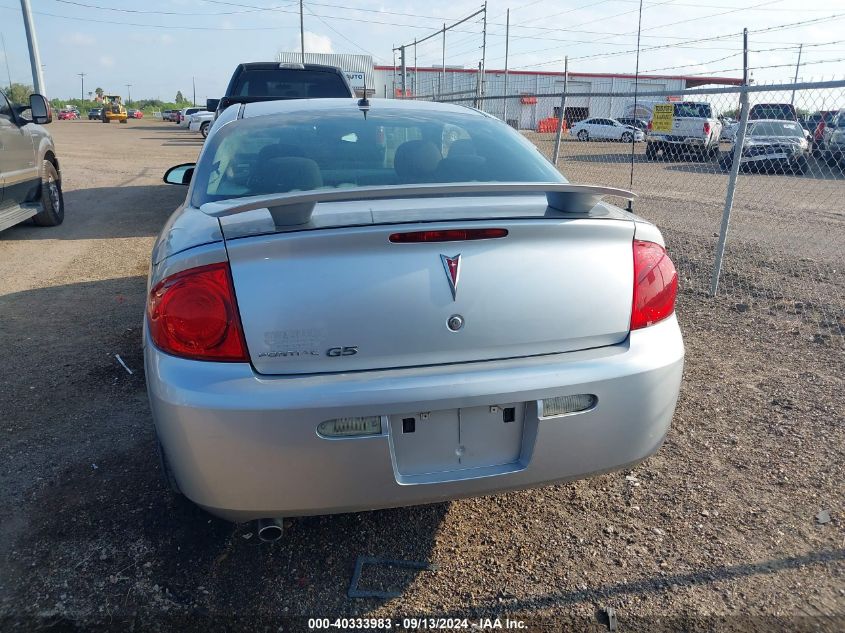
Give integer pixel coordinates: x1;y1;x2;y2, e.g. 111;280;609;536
255;518;284;542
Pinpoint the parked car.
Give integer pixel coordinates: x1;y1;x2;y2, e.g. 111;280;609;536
615;117;648;131
57;110;78;120
822;109;845;168
569;117;644;142
126;108;143;119
645;101;722;160
207;62;355;118
188;110;215;138
0;91;64;231
176;106;205;127
748;103;797;122
719;119;810;174
149;98;684;537
161;109;175;122
87;108;102;120
720;121;739;141
808;110;839;157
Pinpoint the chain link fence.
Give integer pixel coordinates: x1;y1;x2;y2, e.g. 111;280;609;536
413;79;845;346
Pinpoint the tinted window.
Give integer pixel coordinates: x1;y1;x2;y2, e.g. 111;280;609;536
749;104;796;120
192;107;565;205
673;102;712;118
234;69;350;99
748;121;803;137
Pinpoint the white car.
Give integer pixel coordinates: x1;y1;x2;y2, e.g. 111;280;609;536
188;110;215;137
570;118;645;142
177;107;206;128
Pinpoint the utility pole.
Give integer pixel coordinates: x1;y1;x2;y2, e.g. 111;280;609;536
2;34;13;93
400;45;407;98
78;72;86;102
480;2;487;108
742;27;748;86
125;83;132;106
19;0;46;95
503;9;510;124
192;76;196;106
790;43;802;105
299;0;305;64
413;39;417;97
392;46;396;98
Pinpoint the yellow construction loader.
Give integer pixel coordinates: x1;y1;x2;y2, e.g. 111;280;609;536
101;94;128;123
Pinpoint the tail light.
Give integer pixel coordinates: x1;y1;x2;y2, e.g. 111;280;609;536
631;240;678;330
147;262;248;361
703;121;711;136
647;120;653;131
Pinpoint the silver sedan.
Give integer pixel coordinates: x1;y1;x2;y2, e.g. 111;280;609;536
147;98;683;538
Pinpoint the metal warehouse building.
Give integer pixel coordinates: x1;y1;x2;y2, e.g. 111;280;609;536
278;51;741;129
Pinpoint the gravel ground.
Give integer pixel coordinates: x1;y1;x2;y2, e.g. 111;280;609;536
0;120;842;632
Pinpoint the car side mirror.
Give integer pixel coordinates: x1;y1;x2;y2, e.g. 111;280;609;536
206;98;220;112
164;163;195;186
29;94;51;124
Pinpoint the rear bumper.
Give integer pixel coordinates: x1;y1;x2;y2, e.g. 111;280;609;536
145;316;684;521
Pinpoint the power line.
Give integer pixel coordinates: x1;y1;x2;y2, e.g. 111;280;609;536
50;0;295;16
514;12;845;68
303;4;382;61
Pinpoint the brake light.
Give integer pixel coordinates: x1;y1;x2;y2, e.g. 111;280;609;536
647;120;653;131
389;228;508;243
631;240;678;330
703;121;711;136
147;262;248;361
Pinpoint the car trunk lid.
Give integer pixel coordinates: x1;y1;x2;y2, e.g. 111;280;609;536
221;196;635;375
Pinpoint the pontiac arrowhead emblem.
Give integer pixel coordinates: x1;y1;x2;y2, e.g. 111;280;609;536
440;254;461;301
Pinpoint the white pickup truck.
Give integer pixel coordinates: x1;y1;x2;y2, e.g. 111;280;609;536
645;101;722;161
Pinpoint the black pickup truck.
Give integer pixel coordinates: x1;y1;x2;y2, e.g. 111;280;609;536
207;62;355;117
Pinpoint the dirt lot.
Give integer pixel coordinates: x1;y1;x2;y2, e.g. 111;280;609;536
0;120;843;632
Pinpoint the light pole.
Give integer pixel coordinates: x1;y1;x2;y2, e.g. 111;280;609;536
78;72;86;102
19;0;46;94
125;83;132;106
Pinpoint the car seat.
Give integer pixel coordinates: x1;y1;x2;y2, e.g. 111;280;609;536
249;157;323;195
393;140;442;183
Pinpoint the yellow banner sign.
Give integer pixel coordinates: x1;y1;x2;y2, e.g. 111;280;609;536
652;104;674;132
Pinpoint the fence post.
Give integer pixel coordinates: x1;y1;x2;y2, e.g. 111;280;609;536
552;57;568;166
710;86;750;297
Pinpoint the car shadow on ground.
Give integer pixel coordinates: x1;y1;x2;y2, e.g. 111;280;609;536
0;275;448;626
0;183;186;241
663;158;844;180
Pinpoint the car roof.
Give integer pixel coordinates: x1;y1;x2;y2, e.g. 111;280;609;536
241;97;489;120
748;119;802;125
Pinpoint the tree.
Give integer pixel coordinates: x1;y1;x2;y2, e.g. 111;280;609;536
175;91;185;103
4;83;34;105
95;87;104;99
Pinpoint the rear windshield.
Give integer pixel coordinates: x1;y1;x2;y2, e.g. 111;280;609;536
191;107;565;206
673;102;712;118
232;69;350;99
748;121;803;137
749;104;796;120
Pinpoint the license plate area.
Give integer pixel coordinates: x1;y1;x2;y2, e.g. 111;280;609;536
389;404;526;480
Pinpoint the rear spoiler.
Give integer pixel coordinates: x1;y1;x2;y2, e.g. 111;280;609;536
200;182;636;227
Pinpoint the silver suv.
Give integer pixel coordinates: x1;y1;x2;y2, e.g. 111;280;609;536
0;91;64;232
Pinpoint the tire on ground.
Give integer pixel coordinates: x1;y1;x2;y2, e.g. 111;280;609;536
32;160;64;227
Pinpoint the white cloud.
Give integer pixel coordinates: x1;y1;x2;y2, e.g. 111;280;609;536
60;32;95;47
99;56;115;69
303;31;333;54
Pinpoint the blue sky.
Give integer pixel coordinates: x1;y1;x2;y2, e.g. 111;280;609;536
1;0;844;102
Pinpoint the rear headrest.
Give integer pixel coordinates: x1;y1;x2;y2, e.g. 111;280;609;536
394;140;442;183
251;157;323;194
